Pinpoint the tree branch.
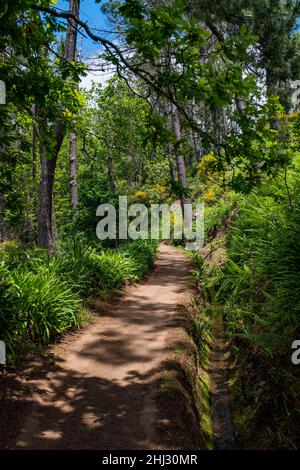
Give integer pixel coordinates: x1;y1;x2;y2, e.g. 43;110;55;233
28;3;223;145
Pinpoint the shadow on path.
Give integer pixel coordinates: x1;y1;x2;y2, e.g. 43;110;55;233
3;244;193;450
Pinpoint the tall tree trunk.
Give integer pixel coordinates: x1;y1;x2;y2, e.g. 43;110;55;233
265;65;277;98
169;157;177;183
165;142;176;182
32;105;37;194
38;134;57;250
70;131;79;210
37;0;80;249
169;102;192;232
170;103;187;189
107;143;116;194
31;104;38;240
64;0;80;64
265;65;280;129
190;98;201;163
68;0;80;211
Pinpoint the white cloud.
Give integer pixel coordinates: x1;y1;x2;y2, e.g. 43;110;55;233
80;69;115;90
79;53;116;90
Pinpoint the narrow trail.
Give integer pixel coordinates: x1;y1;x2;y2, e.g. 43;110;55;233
13;244;193;450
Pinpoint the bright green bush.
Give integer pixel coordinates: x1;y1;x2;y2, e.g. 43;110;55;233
120;239;157;278
10;270;82;342
52;238;157;295
0;265;82;363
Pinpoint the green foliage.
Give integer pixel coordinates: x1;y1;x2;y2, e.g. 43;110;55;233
9;270;81;342
193;311;212;361
222;180;300;343
197;172;300;448
0;262;82;363
51;238;157;296
204;192;240;239
0;0;300;449
116;0;257;104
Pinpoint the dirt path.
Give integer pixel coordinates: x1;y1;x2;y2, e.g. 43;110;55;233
11;244;193;450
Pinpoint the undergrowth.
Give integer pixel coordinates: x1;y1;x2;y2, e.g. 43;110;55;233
194;175;300;449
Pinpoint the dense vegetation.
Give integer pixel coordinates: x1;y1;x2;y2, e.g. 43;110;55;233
194;159;300;448
1;0;300;449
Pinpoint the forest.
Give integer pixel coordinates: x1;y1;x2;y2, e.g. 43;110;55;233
1;0;300;453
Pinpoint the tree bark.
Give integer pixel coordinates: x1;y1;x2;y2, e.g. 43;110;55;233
107;143;116;194
169;102;192;228
170;103;187;189
68;0;80;211
38;132;57;250
37;0;80;249
64;0;80;65
31;104;38;240
190;98;201;163
32;105;37;192
169;157;177;183
70;131;79;210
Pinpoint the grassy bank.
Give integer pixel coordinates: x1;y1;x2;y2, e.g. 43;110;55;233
154;294;214;450
194;173;300;449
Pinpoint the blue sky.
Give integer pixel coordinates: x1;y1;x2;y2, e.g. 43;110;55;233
55;1;300;88
56;0;115;87
56;1;300;52
56;0;111;55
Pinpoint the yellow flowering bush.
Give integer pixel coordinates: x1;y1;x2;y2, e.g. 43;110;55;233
198;154;218;180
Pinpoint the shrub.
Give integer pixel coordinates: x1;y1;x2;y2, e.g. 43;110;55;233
0;265;82;363
10;270;82;342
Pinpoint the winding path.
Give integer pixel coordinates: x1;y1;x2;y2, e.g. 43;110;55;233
14;244;193;450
